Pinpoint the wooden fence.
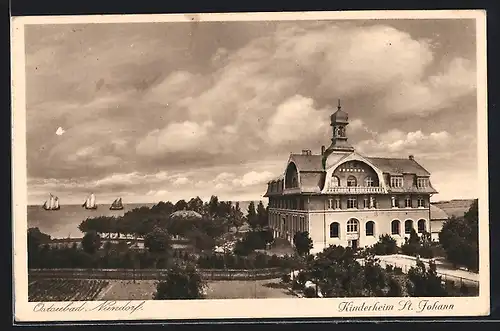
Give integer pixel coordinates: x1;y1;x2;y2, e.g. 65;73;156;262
28;267;288;281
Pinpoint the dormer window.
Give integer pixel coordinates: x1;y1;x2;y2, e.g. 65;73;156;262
364;176;374;187
347;176;357;187
331;175;340;187
417;177;428;188
390;176;403;188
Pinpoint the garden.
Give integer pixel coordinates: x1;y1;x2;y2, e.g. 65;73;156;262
28;278;110;302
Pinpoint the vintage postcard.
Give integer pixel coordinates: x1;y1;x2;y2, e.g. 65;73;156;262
11;10;489;322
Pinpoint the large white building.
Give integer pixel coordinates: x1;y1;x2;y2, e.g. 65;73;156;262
264;103;438;253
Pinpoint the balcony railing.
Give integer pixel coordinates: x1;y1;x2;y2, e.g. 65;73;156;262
282;187;301;194
326;186;386;194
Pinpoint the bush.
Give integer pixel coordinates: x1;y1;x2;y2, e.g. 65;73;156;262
372;234;398;255
385;264;394;273
291;280;302;291
303;287;317;298
387;277;403;297
394;267;403;275
154;263;206;300
407;260;447;297
281;274;291;284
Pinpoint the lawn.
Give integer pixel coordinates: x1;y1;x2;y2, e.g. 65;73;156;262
29;278;297;301
96;280;158;300
205;278;296;299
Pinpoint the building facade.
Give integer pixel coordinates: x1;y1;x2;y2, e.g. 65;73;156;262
264;103;438;253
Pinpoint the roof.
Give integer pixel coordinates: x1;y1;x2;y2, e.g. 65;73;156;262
289;154;324;172
366;157;431;176
331;109;349;122
432;199;474;218
170;210;203;219
430;204;449;220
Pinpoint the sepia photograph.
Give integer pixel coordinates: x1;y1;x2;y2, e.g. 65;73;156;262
11;10;489;322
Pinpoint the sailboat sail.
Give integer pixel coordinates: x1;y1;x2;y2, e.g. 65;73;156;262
83;193;98;209
43;193;60;211
110;197;124;210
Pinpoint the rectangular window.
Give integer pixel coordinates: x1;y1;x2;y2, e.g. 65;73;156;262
335;197;341;209
328;198;334;209
391;196;400;208
347;196;358;209
405;197;412;208
363;197;369;209
391;176;403;188
417;178;428;188
418;197;425;208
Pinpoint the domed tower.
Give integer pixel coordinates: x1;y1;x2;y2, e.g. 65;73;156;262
322;100;355;166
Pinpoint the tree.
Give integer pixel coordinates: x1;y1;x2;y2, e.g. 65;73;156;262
144;227;171;253
81;230;102;255
293;231;313;257
27;227;51;251
174;199;188;211
154;263;206;300
256;201;268;230
246;201;258;230
231;202;245;232
187;196;205;215
207;195;220;218
188;229;216;252
439;199;479;271
27;227;51;268
306;245;366;297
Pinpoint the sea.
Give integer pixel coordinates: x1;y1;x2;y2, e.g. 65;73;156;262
27;201;258;239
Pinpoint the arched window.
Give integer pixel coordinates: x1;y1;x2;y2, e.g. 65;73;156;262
347;176;357;187
330;222;340;238
365;221;375;236
347;219;359;233
391;220;400;235
418;219;426;233
405;220;413;234
331;175;340;187
364;176;374;187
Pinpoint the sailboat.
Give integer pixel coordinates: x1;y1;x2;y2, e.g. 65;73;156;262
82;193;98;210
109;197;124;210
43;194;60;211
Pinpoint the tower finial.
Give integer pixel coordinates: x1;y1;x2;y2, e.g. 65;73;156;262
337;99;341;110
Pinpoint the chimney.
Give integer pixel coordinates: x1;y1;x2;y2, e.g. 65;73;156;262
321;145;325;155
409;155;414;160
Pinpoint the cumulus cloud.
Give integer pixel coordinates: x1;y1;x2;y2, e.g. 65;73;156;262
382;57;476;114
172;177;190;186
232;171;275;187
24;20;479;203
356;129;455;157
136;121;214;155
266;95;328;145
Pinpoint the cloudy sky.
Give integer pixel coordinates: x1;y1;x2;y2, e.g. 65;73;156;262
25;18;478;205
